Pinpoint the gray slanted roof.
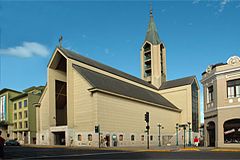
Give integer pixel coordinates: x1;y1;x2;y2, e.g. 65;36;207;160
159;76;196;90
0;88;21;95
23;86;45;93
73;64;180;112
58;47;157;89
144;15;161;45
10;93;28;101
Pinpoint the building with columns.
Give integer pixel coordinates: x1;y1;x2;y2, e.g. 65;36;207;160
201;56;240;148
36;9;200;147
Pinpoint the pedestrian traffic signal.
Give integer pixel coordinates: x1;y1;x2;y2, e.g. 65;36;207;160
95;125;99;133
145;112;149;123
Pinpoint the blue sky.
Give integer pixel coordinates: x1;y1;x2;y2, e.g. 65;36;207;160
0;0;240;122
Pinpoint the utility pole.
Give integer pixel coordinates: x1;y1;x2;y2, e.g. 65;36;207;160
157;123;163;147
184;126;186;148
95;124;100;148
188;122;191;146
176;123;179;146
145;112;150;149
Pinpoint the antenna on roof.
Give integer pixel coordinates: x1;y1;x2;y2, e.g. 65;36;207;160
59;35;63;48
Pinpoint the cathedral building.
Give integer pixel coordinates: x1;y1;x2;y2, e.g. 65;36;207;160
36;10;200;147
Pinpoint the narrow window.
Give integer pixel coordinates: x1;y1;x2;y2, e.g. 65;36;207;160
131;135;135;141
24;121;28;128
119;135;123;141
42;135;44;140
14;113;17;120
78;134;82;141
19;112;22;119
14;103;17;110
207;86;213;103
88;134;92;141
141;135;144;141
19;101;22;109
24;100;27;107
24;111;28;118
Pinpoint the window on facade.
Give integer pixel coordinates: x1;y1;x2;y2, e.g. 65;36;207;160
131;135;135;141
207;86;213;103
14;123;17;129
14;113;17;120
42;135;44;140
227;79;240;98
24;111;28;118
24;100;27;107
19;101;22;109
88;134;92;141
119;135;123;141
24;121;28;128
78;134;82;141
192;82;199;132
14;103;17;110
150;135;153;141
141;135;144;141
19;122;22;129
19;112;22;119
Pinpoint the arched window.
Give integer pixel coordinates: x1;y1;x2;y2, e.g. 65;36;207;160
119;135;123;141
131;135;135;141
141;135;144;141
224;119;240;144
88;134;92;141
78;134;82;141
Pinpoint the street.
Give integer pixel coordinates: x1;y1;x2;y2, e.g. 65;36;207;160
3;146;240;159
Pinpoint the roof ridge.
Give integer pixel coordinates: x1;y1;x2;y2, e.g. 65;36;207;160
58;47;158;90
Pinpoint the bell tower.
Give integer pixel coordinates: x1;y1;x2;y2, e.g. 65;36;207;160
140;6;166;88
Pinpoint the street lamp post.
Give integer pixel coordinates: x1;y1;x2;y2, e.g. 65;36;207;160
188;122;191;146
176;123;179;146
157;123;164;147
183;126;186;148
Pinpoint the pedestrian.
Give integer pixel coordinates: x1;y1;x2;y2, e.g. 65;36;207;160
0;131;5;159
194;136;199;147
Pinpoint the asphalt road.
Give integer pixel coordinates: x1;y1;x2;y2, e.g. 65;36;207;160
3;146;240;160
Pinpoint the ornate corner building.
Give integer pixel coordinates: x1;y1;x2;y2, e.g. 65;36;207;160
201;56;240;148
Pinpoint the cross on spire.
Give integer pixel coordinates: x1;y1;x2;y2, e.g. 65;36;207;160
59;35;63;48
150;1;153;16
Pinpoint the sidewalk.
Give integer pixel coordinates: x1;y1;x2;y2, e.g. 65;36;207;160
22;144;240;152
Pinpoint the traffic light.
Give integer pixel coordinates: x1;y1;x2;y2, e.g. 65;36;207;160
95;125;99;133
145;112;149;123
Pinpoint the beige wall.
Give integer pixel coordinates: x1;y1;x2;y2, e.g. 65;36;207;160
159;86;192;125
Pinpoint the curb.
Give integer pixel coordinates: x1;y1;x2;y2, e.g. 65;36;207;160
211;149;240;152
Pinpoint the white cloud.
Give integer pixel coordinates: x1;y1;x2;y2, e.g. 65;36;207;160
192;0;200;4
218;0;230;12
0;42;49;58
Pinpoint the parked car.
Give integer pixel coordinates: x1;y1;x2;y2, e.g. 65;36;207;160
5;139;20;146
